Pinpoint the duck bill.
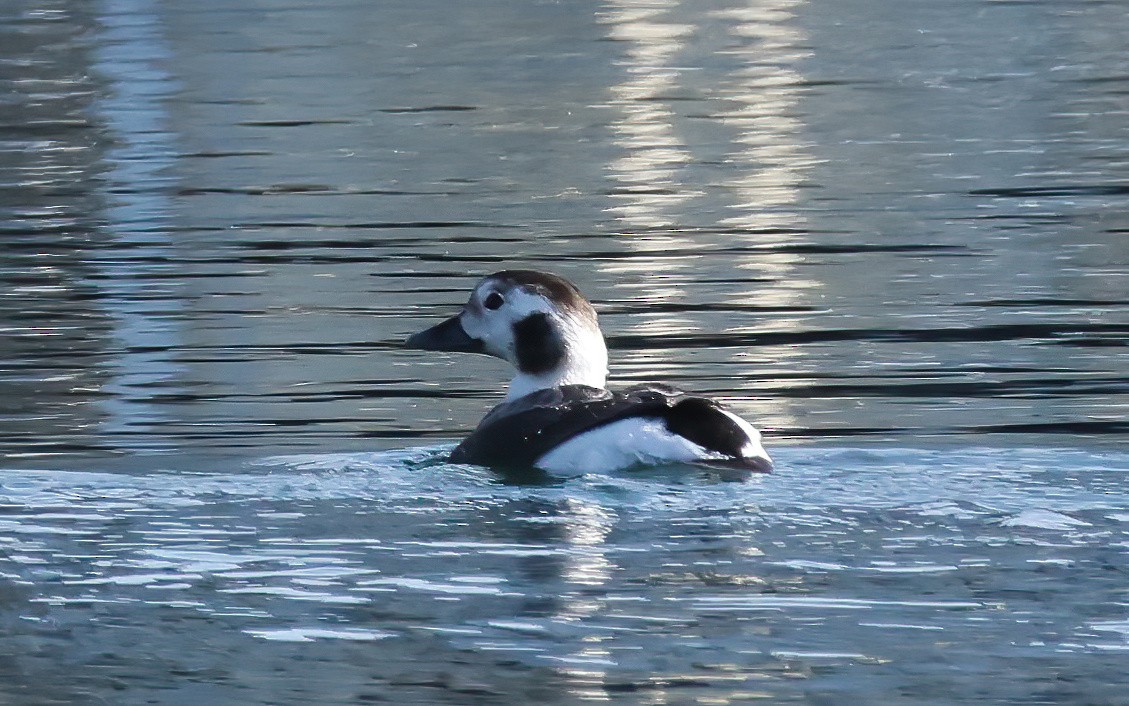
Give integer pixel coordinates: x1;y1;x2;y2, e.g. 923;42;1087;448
405;315;484;353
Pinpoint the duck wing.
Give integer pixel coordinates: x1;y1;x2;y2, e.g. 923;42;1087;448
449;385;680;468
449;384;760;470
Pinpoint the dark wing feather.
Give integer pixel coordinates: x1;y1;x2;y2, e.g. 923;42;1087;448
449;385;680;468
662;397;752;459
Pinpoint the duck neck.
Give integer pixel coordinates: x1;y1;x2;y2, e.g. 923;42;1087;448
505;345;608;401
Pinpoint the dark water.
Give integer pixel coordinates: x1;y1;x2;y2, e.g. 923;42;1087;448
1;0;1128;703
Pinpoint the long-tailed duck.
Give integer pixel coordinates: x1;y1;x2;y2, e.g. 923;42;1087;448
406;270;772;474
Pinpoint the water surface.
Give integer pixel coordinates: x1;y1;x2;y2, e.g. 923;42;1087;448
4;446;1129;703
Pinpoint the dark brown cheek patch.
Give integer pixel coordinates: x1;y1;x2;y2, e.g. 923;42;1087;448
513;313;565;374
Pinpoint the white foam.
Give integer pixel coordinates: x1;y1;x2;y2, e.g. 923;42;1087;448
354;577;517;596
244;627;393;642
1090;620;1129;639
219;586;368;604
999;509;1091;530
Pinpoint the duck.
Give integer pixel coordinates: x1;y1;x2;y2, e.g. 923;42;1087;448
405;270;772;474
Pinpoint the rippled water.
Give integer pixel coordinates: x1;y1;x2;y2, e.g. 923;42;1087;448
2;0;1128;702
4;447;1129;703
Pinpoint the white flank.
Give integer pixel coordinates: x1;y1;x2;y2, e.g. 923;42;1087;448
720;409;772;466
534;418;710;474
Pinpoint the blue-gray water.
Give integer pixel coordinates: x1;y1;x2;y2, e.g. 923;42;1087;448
1;0;1127;703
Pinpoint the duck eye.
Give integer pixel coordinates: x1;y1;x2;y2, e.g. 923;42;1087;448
483;292;504;310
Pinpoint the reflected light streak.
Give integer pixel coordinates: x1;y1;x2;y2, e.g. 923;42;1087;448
599;0;821;437
711;0;816;232
555;498;617;701
601;0;697;322
710;1;816;438
559;498;615;589
91;0;186;450
601;1;700;346
602;4;697;230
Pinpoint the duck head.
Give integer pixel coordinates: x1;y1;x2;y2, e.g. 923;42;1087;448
406;270;608;400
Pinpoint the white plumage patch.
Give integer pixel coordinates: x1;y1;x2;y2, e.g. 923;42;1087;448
534;417;713;474
719;409;771;461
